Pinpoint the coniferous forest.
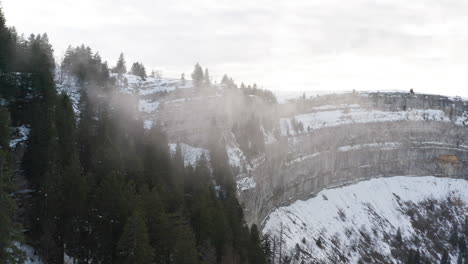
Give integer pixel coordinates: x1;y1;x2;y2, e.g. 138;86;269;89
0;5;271;264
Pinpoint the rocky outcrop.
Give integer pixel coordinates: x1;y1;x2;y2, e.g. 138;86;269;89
238;92;468;226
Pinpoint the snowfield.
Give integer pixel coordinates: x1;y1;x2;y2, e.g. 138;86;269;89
281;108;450;135
263;176;468;263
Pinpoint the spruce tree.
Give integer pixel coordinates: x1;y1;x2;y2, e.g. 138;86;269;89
0;107;26;264
141;187;172;263
173;222;199;264
55;94;87;260
130;62;147;80
172;143;185;192
0;7;13;72
116;210;154;264
114;53;127;76
191;63;204;88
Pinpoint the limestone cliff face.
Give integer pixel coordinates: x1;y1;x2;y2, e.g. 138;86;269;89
238;92;468;226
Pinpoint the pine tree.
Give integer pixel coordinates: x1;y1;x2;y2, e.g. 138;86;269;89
130;62;147;80
92;172;136;263
173;221;199;264
0;7;13;73
191;63;204;88
116;210;154;264
141;187;172;263
0;107;26;264
114;53;127;76
172;143;185;192
249;225;267;264
55;93;87;260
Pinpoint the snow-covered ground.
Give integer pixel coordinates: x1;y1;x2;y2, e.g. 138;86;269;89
227;145;250;169
10;125;30;148
337;142;402;152
169;143;209;166
115;74;192;95
281;108;450;135
237;176;256;192
17;243;43;264
56;74;81;114
139;99;160;113
263;176;468;263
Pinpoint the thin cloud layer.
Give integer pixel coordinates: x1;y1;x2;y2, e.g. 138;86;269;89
3;0;468;96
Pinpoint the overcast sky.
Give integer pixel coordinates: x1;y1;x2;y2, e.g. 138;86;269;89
3;0;468;96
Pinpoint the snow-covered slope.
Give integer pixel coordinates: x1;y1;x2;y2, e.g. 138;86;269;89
281;108;450;135
263;176;468;263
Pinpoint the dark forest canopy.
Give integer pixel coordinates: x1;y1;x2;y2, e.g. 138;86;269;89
0;5;271;264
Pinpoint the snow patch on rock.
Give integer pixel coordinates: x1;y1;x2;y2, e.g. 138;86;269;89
237;176;256;192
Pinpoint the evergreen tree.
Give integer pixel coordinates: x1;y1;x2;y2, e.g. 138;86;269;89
141;187;172;264
173;221;199;264
191;63;204;88
55;94;87;260
130;62;147;80
0;107;26;264
249;225;267;264
114;53;127;76
116;210;154;264
0;7;13;73
172;143;185;192
92;172;136;263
